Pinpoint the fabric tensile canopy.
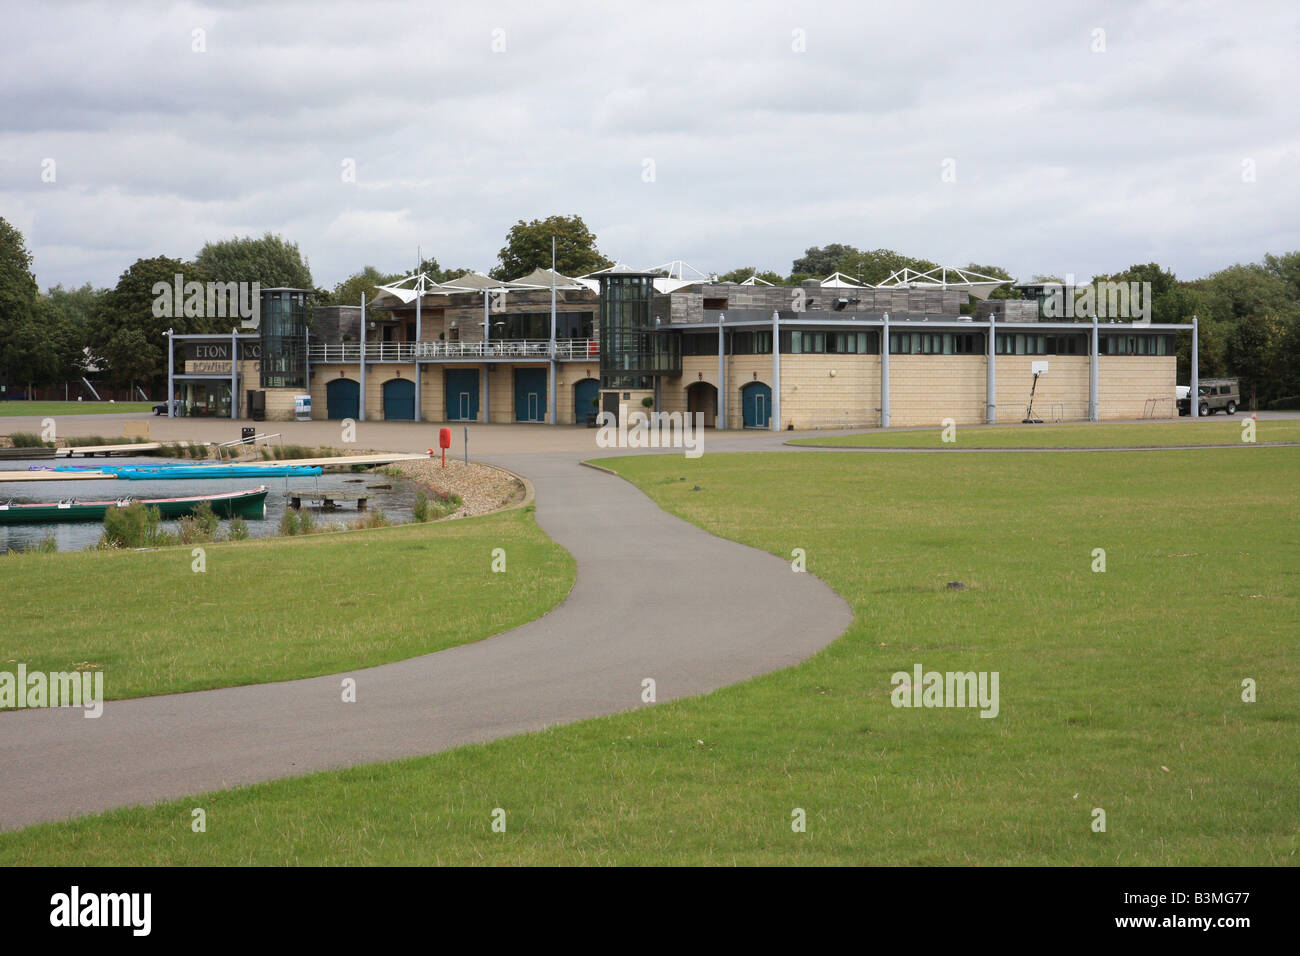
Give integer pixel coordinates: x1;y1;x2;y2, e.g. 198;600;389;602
507;267;589;290
874;267;1012;301
819;272;869;289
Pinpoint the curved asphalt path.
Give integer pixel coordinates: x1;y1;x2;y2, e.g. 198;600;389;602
0;450;851;832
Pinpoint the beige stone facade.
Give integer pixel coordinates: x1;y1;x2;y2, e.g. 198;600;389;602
307;360;604;424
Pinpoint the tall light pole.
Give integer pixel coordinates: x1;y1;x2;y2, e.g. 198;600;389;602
549;235;558;425
359;292;367;421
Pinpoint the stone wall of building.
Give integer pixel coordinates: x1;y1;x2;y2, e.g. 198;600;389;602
1099;356;1177;419
888;355;987;427
776;354;881;429
977;300;1040;323
994;355;1090;423
667;282;969;324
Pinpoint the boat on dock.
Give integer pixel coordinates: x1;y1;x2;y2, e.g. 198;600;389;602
0;486;269;524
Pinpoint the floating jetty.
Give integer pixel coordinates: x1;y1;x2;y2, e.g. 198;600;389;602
270;453;428;467
0;470;116;482
54;442;208;457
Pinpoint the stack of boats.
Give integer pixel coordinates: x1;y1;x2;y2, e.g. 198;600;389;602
1;460;322;524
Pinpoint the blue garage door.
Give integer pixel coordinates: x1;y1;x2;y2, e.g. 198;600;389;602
573;378;599;424
382;377;415;421
445;369;479;421
514;368;547;423
742;382;771;429
326;378;360;420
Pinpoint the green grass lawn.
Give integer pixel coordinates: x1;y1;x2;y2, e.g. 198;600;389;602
0;401;154;417
791;419;1300;448
2;508;573;700
1;448;1295;865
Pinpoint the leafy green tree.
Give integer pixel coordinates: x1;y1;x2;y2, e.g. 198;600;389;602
41;283;104;381
791;244;858;277
492;215;611;280
1094;263;1198;324
1263;251;1300;302
415;257;474;283
322;266;399;306
91;256;218;393
194;232;313;289
1226;313;1285;409
834;248;940;285
1190;262;1298;402
0;217;44;396
718;266;787;285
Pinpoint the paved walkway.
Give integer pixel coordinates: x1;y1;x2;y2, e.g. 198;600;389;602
4;411;1294;830
0;439;850;831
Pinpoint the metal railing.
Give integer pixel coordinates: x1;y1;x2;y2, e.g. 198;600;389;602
307;339;599;363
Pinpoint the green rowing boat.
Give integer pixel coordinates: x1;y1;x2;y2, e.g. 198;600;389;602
0;486;269;524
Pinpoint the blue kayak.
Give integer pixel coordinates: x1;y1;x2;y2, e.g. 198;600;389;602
34;463;324;479
111;464;323;480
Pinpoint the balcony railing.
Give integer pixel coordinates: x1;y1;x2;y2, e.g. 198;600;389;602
307;339;599;363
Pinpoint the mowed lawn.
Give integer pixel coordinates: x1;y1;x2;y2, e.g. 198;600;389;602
1;448;1295;865
0;401;154;417
791;418;1300;448
2;508;574;700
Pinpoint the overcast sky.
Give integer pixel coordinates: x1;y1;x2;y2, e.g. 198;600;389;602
2;0;1298;292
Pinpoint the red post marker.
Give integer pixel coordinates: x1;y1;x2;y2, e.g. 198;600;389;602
438;427;451;468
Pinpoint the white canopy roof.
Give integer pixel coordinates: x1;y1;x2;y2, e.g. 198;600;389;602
819;272;869;289
507;267;589;290
874;266;1012;301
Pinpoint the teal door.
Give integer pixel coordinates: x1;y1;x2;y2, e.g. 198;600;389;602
573;378;599;424
445;369;479;421
742;382;771;428
326;378;360;420
382;377;415;421
514;368;547;422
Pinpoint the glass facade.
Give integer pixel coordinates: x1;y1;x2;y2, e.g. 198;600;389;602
683;329;880;356
260;289;309;389
179;382;232;417
889;331;984;355
1100;333;1173;356
502;312;594;340
786;330;879;354
598;273;679;389
996;332;1088;355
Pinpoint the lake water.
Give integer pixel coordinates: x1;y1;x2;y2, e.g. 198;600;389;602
0;457;424;553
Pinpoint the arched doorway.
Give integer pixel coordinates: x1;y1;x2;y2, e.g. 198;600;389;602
741;381;771;429
382;377;415;421
573;378;599;425
325;378;360;420
686;381;718;427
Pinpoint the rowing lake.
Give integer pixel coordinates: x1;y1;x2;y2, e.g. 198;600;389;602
0;457;425;553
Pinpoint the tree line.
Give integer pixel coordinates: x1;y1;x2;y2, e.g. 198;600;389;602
0;215;1296;407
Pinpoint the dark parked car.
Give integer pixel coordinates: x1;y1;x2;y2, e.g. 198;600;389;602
153;399;181;416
